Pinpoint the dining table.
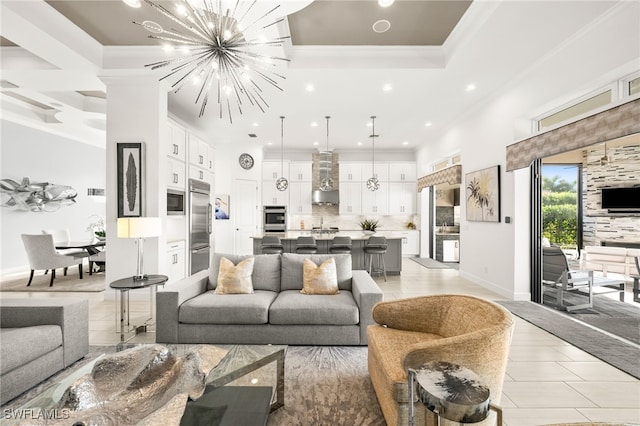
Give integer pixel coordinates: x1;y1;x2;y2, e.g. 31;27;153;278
55;240;106;278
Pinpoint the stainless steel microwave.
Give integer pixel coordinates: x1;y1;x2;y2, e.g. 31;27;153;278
167;189;186;215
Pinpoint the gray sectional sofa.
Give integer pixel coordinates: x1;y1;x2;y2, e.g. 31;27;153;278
156;253;384;345
0;298;89;405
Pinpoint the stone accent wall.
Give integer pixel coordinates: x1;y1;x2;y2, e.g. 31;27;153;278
582;143;640;246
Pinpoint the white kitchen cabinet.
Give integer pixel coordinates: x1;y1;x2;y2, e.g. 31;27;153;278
389;162;417;182
388;182;416;214
398;231;419;256
167;122;186;161
361;183;388;215
289;161;312;182
189;134;209;168
289;181;312;214
339;182;362;215
167;157;186;190
207;146;215;171
366;162;389;182
262;161;289;181
166;240;186;284
262;181;289;206
443;240;460;262
189;164;211;184
339;162;363;182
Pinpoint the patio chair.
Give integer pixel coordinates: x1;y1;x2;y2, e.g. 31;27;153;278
21;234;83;286
542;245;624;311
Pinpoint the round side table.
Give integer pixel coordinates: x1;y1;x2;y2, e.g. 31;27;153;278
109;274;168;342
408;361;502;426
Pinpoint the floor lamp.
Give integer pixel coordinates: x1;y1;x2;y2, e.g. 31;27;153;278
117;217;161;281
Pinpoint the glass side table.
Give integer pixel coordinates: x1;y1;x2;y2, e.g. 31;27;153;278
408;361;502;426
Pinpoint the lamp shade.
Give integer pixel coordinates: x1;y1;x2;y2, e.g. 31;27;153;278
117;217;161;239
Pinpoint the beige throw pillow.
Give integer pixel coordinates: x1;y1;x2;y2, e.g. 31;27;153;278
301;257;339;295
215;257;255;294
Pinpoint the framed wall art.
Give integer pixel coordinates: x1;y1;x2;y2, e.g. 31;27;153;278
465;165;501;222
215;194;230;220
117;142;143;218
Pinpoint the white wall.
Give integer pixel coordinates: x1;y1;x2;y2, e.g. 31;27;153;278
415;2;640;299
0;120;105;273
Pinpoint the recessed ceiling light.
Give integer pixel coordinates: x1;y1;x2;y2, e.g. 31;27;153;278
425;122;432;127
366;122;373;127
378;0;395;7
305;84;315;92
252;122;259;127
122;0;141;8
382;84;392;92
372;20;391;33
267;141;272;145
402;141;409;145
162;44;174;52
357;141;363;146
313;141;319;146
466;83;476;92
311;122;318;127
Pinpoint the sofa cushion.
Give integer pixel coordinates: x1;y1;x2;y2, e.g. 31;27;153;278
179;290;278;325
302;258;339;295
269;290;359;325
0;325;62;374
281;253;352;291
209;253;280;292
215;257;255;294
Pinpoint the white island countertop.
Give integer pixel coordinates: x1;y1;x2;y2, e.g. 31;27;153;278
251;230;416;240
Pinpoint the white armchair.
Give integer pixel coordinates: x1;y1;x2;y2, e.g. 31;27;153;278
41;228;89;259
21;234;83;286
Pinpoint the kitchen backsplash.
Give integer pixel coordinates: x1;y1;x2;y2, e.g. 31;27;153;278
288;213;417;231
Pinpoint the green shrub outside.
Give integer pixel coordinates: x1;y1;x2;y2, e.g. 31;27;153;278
543;204;577;246
543;191;576;206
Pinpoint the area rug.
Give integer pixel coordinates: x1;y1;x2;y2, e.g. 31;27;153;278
2;345;385;425
0;272;105;292
542;287;640;344
410;257;458;270
499;301;640;379
267;346;384;426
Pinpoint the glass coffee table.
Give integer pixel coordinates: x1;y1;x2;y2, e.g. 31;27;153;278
3;344;286;425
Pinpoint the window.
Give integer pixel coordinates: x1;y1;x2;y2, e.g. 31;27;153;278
538;91;612;131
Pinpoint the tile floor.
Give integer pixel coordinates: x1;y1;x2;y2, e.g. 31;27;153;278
1;258;639;425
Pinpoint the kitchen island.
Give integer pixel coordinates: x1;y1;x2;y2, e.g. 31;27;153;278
251;231;403;274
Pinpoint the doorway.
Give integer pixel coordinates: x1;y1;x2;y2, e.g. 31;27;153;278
233;179;258;255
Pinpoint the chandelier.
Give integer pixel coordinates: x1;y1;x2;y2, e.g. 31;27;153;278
135;0;290;122
367;116;380;191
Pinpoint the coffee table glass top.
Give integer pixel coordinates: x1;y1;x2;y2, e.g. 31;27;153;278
4;344;287;423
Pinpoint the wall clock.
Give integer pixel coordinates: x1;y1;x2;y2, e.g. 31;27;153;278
238;153;254;170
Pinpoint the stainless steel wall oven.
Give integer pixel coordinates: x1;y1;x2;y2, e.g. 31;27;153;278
263;206;286;233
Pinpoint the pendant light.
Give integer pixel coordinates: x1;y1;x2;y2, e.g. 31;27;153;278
319;116;334;191
366;116;380;191
276;116;289;191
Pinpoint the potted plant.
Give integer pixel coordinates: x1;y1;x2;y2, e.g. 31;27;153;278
87;215;106;240
360;218;379;235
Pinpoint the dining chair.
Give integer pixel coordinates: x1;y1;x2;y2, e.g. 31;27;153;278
41;228;89;259
21;234;83;286
89;250;106;275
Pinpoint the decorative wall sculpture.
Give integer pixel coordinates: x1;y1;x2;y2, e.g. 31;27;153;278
0;177;77;212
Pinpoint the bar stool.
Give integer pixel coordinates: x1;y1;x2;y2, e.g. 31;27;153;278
329;236;352;254
296;236;318;254
261;235;284;254
364;236;387;281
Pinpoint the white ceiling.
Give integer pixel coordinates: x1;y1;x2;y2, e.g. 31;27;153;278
0;0;637;155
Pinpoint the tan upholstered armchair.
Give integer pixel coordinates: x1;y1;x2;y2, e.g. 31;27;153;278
367;295;514;426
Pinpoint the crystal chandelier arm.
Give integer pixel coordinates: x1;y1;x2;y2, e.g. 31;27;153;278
142;0;211;43
239;4;281;34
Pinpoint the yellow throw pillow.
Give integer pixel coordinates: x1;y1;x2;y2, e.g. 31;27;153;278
301;257;339;295
215;257;255;294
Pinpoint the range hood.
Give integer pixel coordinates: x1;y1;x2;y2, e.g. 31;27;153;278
312;189;339;205
311;150;339;205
